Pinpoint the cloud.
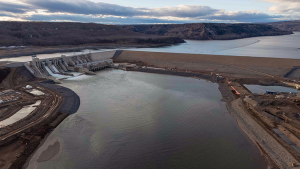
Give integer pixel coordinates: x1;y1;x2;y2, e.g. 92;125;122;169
269;3;300;14
23;0;145;16
23;0;218;18
21;14;185;24
260;0;300;15
0;0;294;24
0;1;32;14
204;11;281;22
150;5;218;17
262;0;299;3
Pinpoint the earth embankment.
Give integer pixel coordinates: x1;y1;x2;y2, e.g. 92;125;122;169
114;50;300;79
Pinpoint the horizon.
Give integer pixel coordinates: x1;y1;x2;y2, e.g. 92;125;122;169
0;0;299;24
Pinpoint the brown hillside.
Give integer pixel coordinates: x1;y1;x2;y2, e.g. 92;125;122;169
268;20;300;32
121;23;292;40
0;22;184;46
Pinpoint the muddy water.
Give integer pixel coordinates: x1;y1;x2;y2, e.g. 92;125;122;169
27;69;267;169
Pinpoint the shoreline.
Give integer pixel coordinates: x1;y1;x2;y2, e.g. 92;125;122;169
21;69;272;169
2;68;295;169
0;31;296;60
126;68;295;169
1;80;80;169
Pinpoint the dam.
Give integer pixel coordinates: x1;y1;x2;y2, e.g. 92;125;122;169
24;51;115;79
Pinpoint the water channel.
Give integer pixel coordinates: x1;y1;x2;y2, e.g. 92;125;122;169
27;69;267;169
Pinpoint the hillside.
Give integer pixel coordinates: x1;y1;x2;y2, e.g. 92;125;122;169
0;68;10;84
120;23;292;40
0;22;184;46
268;20;300;32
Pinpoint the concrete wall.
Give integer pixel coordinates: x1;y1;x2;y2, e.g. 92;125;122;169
91;51;116;62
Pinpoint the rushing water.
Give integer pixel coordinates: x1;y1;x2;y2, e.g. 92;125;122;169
27;69;267;169
0;32;299;62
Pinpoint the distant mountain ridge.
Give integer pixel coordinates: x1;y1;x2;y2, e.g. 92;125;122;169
267;20;300;32
0;22;294;47
120;23;292;40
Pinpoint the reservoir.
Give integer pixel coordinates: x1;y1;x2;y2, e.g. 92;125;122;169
1;32;299;62
27;69;267;169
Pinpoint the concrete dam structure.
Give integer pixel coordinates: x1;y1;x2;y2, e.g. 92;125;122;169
24;51;115;79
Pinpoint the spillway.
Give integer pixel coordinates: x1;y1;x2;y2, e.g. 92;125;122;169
45;66;69;79
24;51;115;79
51;64;60;73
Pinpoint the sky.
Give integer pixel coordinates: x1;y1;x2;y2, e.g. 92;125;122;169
0;0;299;24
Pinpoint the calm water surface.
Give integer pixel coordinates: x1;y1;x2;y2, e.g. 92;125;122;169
245;85;300;94
29;69;267;169
128;32;300;58
1;32;299;62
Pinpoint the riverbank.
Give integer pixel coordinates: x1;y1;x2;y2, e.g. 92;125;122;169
3;52;300;168
124;68;300;168
0;79;80;169
39;80;80;115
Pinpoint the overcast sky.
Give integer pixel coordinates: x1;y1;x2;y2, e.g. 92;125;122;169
0;0;299;24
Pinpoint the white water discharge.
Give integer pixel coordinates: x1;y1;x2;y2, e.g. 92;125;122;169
51;65;60;73
45;66;67;79
45;65;86;80
0;100;41;127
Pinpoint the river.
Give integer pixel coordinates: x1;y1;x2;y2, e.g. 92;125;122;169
1;32;299;62
5;33;299;168
27;69;267;169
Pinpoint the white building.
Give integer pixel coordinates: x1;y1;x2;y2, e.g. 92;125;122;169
26;85;33;89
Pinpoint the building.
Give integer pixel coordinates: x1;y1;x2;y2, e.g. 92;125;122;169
0;89;14;96
26;85;33;89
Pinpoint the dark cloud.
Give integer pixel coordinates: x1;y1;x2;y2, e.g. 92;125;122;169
0;13;8;17
0;0;288;23
0;1;32;14
23;0;217;18
150;5;218;17
203;11;280;22
23;0;146;16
